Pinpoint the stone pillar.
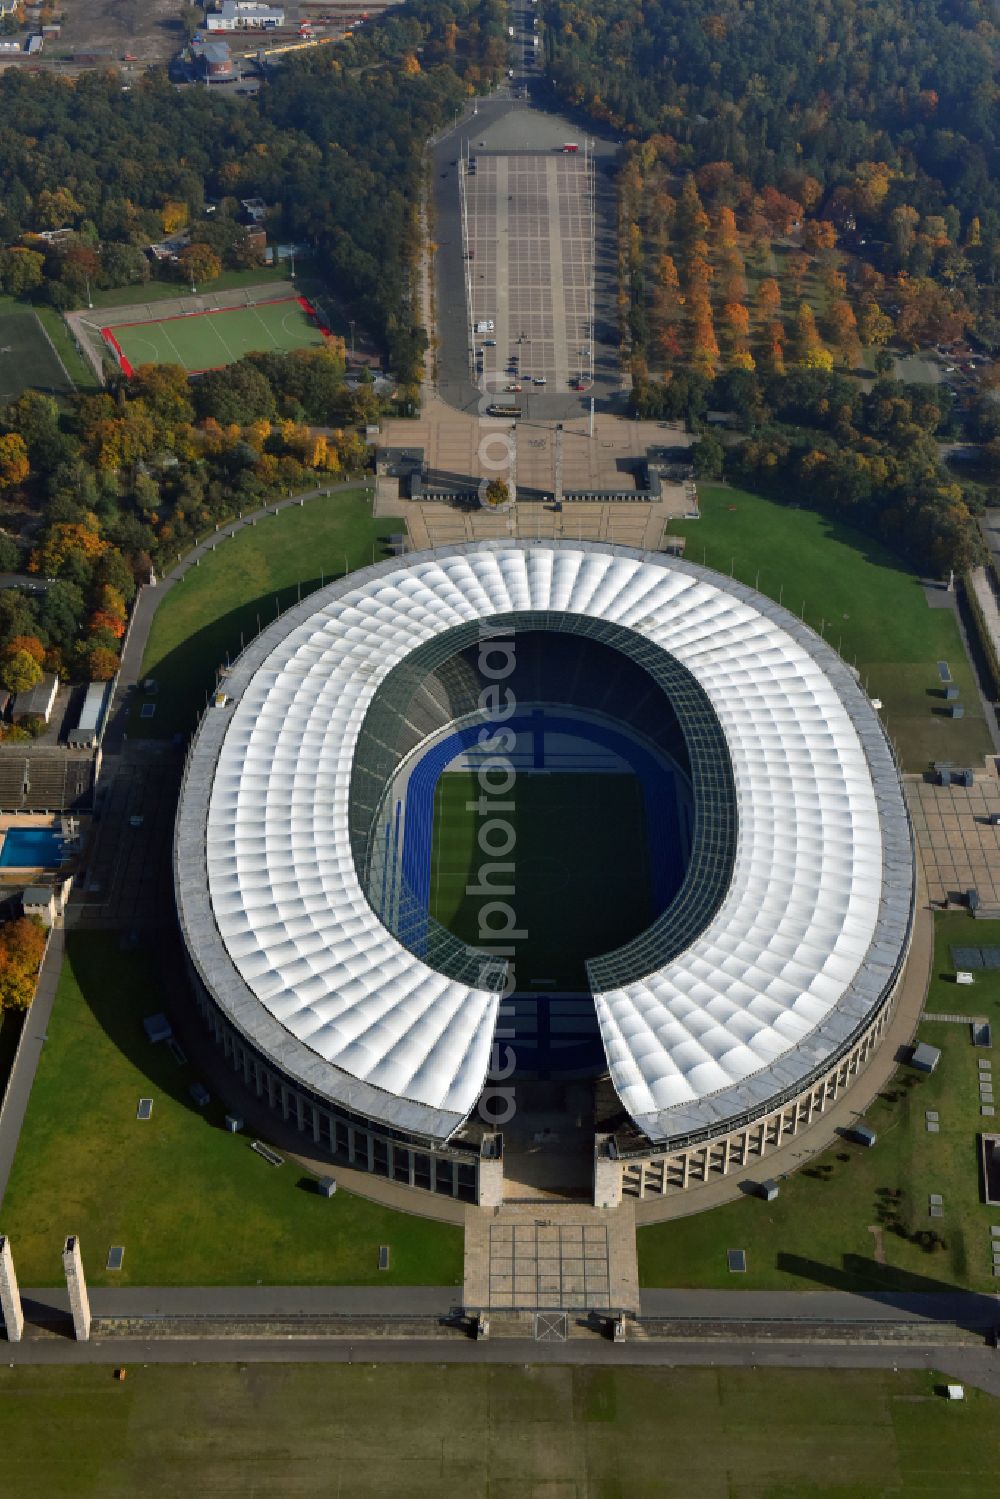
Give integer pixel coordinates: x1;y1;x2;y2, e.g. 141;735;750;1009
62;1235;91;1342
478;1134;504;1207
0;1236;24;1343
593;1134;622;1208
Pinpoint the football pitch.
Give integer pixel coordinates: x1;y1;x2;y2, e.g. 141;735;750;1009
104;296;328;375
0;309;74;402
429;772;652;989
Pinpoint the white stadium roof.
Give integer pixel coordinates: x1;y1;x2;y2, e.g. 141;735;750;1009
175;542;913;1145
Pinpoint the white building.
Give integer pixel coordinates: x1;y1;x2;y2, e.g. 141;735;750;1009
175;542;913;1207
205;2;285;31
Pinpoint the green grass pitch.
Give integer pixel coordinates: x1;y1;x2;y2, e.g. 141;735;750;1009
2;1364;998;1497
108;297;327;374
429;771;652;990
0;309;74;402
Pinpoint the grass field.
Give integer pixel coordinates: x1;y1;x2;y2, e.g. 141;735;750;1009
0;932;463;1288
107;295;327;375
0;308;75;403
0;1364;997;1496
430;771;652;989
638;910;1000;1294
130;489;400;739
671;486;994;771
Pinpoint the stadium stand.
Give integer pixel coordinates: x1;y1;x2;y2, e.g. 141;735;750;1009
0;749;96;812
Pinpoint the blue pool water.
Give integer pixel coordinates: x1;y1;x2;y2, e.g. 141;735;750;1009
0;828;64;868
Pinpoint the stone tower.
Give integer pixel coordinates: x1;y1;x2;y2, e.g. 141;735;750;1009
0;1235;24;1343
62;1235;91;1341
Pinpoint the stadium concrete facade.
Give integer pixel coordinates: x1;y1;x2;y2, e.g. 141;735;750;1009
174;542;915;1207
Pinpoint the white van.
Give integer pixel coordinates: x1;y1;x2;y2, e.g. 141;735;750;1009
475;319;495;333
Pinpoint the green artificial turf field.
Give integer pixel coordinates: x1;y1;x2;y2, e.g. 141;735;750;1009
429;771;652;989
1;1364;997;1497
0;309;75;402
108;296;326;374
0;932;463;1288
670;485;994;771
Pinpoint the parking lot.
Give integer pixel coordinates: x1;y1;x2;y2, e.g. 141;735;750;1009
463;151;594;396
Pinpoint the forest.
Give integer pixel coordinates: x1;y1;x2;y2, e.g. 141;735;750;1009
0;0;505;708
544;0;998;236
0;0;507;381
539;0;999;573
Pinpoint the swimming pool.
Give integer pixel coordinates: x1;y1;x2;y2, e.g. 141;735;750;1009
0;828;65;868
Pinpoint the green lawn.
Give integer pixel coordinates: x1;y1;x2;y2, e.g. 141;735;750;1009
39;305;98;392
638;911;1000;1294
0;933;463;1288
131;489;400;739
430;771;653;990
671;485;993;770
926;911;1000;1020
110;296;325;375
0;1364;997;1496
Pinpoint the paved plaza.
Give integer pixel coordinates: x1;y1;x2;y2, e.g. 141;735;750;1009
464;1202;640;1313
905;763;1000;909
464;152;593;394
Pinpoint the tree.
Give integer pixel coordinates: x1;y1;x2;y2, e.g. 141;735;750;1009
889;204;920;263
675;175;710;241
0;433;29;488
872;349;895;376
714;206;738;249
0;533;20;571
858;300;894;347
792;302;831;370
39;580;86;647
195;362;276;426
826;300;860;364
722;303;750;340
177;243;221;286
786;253;811;299
99;242;150;289
0;915;47;1012
483;478;510;508
1;647;42;695
5;635;43;665
755;279;781;322
803;220;837;254
692;432;725;478
84;645;120;681
0;247;43;295
129;364;194;432
760;187;802;235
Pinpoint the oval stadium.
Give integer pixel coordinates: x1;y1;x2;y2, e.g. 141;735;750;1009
174;541;915;1208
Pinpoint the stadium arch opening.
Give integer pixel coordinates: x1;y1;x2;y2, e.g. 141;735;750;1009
174;542;915;1210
